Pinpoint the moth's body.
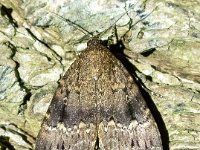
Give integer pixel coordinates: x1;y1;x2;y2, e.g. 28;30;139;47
35;39;163;150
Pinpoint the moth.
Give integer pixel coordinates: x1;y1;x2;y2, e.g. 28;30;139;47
35;39;163;150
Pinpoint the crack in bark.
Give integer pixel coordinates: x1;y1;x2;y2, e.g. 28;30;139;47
4;41;32;114
25;27;65;79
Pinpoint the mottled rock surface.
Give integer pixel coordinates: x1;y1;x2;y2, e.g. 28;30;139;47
0;0;199;149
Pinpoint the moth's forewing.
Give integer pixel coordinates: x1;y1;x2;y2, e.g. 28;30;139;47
35;39;163;150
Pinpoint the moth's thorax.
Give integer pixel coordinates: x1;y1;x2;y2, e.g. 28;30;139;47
81;46;115;81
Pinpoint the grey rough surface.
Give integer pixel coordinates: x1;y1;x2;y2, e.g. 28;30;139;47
0;0;199;149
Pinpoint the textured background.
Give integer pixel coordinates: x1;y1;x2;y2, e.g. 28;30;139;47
0;0;200;149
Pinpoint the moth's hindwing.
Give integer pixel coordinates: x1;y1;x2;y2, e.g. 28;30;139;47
35;39;163;150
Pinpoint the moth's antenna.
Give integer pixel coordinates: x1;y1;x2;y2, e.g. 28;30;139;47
49;11;94;37
47;3;157;42
122;5;158;39
93;10;130;39
92;2;140;40
94;3;158;42
46;3;136;41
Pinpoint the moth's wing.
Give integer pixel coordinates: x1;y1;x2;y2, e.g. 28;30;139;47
35;45;163;150
35;51;99;150
93;54;163;150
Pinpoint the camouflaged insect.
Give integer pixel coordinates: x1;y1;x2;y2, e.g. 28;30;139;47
35;39;163;150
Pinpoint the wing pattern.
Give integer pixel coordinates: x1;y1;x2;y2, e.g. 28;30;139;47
35;39;163;150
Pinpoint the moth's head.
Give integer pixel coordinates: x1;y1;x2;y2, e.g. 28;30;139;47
87;39;102;47
86;38;108;51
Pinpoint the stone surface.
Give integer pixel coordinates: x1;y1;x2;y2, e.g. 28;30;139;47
0;0;200;149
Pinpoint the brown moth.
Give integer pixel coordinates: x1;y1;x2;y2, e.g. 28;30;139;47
35;39;163;150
